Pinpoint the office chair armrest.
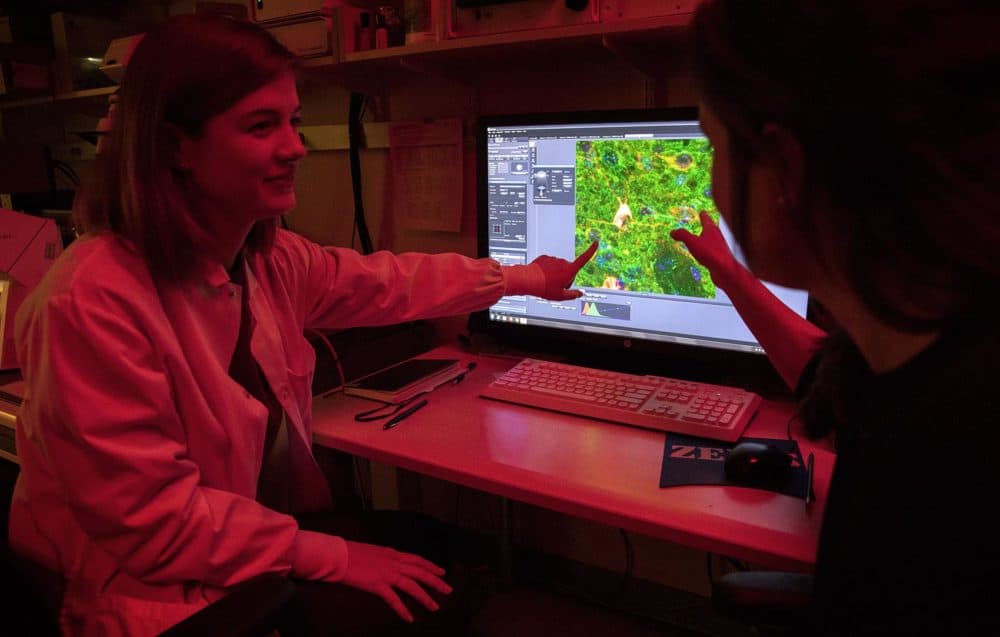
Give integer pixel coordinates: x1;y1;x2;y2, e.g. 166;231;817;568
712;571;815;626
160;573;296;637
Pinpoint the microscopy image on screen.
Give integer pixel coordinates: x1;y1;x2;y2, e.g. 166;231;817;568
573;138;718;299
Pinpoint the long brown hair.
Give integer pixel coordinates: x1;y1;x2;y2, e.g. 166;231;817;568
73;14;299;281
691;0;1000;332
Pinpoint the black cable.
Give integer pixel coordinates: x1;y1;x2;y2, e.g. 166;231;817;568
356;95;375;252
41;145;57;192
348;91;374;254
57;160;79;182
618;528;634;595
351;456;370;512
53;164;79;187
707;553;749;592
786;410;802;441
359;93;369;121
726;556;748;571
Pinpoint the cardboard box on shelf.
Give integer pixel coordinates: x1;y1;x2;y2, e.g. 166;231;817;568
448;0;597;39
599;0;698;23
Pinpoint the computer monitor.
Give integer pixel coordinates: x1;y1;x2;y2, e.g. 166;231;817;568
470;107;811;382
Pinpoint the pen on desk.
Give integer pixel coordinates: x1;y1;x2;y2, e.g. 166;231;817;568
384;398;428;430
804;452;815;505
452;361;478;385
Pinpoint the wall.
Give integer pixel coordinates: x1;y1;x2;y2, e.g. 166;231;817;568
289;46;698;254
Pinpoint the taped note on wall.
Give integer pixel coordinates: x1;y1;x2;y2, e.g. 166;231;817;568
388;119;463;232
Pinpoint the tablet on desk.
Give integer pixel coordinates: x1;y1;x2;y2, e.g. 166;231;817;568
343;357;462;404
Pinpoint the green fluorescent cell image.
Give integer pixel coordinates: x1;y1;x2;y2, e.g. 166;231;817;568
574;138;719;299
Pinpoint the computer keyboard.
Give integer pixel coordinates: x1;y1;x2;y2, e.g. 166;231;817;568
480;358;761;442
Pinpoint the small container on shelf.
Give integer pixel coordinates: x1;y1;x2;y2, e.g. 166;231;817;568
403;0;434;45
374;13;389;49
376;4;404;47
355;11;372;51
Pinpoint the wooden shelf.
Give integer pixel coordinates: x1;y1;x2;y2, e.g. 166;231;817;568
0;85;117;111
353;13;689;63
304;13;692;93
340;12;690;65
55;86;117;101
4;14;690;102
0;94;56;110
302;55;337;69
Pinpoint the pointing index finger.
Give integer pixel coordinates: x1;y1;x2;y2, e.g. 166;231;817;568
573;241;598;268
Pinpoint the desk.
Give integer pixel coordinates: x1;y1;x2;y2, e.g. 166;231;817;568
311;345;833;573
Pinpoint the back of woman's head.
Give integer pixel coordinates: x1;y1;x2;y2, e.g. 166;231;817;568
692;0;999;331
75;14;298;280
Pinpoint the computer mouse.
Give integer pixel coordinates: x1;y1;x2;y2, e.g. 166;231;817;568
724;441;793;487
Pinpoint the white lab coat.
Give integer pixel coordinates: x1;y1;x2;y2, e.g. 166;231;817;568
11;229;509;636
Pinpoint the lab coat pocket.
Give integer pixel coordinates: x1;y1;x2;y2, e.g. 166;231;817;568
285;364;315;425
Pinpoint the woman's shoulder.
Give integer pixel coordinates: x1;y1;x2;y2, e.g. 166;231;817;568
258;228;348;275
270;228;325;260
31;232;153;306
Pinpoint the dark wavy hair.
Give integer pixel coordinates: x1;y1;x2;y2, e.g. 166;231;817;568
73;14;299;281
691;0;999;333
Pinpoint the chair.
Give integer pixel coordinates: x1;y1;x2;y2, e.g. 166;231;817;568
711;570;815;634
2;542;62;636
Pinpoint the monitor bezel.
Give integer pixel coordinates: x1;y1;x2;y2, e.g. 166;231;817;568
469;107;807;394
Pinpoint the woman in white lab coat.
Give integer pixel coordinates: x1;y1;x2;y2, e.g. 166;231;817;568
10;14;594;636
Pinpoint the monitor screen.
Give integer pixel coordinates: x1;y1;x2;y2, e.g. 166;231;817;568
471;108;809;369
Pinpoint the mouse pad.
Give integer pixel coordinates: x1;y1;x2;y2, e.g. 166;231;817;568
660;434;812;499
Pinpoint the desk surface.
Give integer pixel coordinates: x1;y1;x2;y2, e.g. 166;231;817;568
312;345;833;572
